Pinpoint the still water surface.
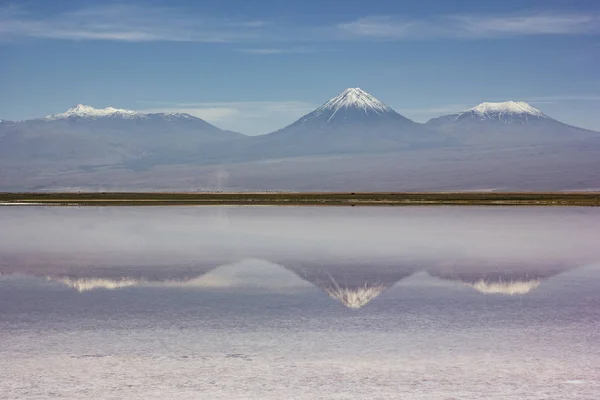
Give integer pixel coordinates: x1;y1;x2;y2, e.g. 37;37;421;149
1;206;599;399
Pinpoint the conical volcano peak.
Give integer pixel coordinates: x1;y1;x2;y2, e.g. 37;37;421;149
288;87;413;126
320;87;393;115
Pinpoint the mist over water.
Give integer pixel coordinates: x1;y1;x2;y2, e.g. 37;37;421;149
1;206;600;399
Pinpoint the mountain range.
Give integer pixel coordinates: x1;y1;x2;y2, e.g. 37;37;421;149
0;104;241;165
1;88;599;191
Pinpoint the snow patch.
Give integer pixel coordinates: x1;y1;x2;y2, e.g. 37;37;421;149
469;101;545;117
46;104;140;120
324;284;388;308
322;274;389;308
457;101;548;123
45;104;197;120
466;279;541;295
314;88;393;120
52;277;144;292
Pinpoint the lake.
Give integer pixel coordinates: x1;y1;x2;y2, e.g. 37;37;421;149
1;206;599;399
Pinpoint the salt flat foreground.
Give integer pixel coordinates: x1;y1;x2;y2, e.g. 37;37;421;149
1;206;600;399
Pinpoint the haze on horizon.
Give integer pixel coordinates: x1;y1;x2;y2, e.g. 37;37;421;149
2;0;600;135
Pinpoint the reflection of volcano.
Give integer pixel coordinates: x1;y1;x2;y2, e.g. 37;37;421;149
52;277;145;292
36;259;314;293
0;252;237;292
466;279;541;295
44;271;215;292
278;259;418;308
427;262;574;295
323;280;388;309
1;250;587;301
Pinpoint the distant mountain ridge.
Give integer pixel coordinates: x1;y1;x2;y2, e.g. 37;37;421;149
0;104;244;164
426;101;552;126
1;88;599;191
3;93;596;137
44;104;201;122
425;100;597;145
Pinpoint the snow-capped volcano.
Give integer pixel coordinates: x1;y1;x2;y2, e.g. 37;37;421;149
425;100;598;144
46;104;140;120
45;104;197;121
251;87;443;157
469;101;546;119
427;101;550;126
0;104;244;165
29;103;240;137
460;101;548;124
296;87;410;125
312;87;394;118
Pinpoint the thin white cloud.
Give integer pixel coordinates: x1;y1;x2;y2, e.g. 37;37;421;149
138;101;318;135
453;14;600;36
235;46;320;54
337;17;421;39
0;3;266;43
337;13;600;40
2;4;600;43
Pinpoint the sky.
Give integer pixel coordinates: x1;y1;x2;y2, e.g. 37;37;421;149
1;0;600;135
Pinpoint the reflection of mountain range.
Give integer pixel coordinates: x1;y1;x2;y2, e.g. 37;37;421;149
38;259;314;293
35;259;411;308
0;252;234;282
278;259;417;308
463;279;541;295
426;263;572;295
2;256;582;307
52;277;150;292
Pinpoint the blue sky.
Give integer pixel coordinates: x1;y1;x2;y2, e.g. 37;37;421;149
2;0;600;134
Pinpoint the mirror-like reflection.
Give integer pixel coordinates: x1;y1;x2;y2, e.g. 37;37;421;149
1;206;600;399
2;258;582;306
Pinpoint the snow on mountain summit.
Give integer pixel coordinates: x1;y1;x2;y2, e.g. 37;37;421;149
261;87;431;155
317;88;393;117
44;104;199;121
46;104;140;120
467;101;546;118
426;100;553;127
292;88;412;126
456;101;551;124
